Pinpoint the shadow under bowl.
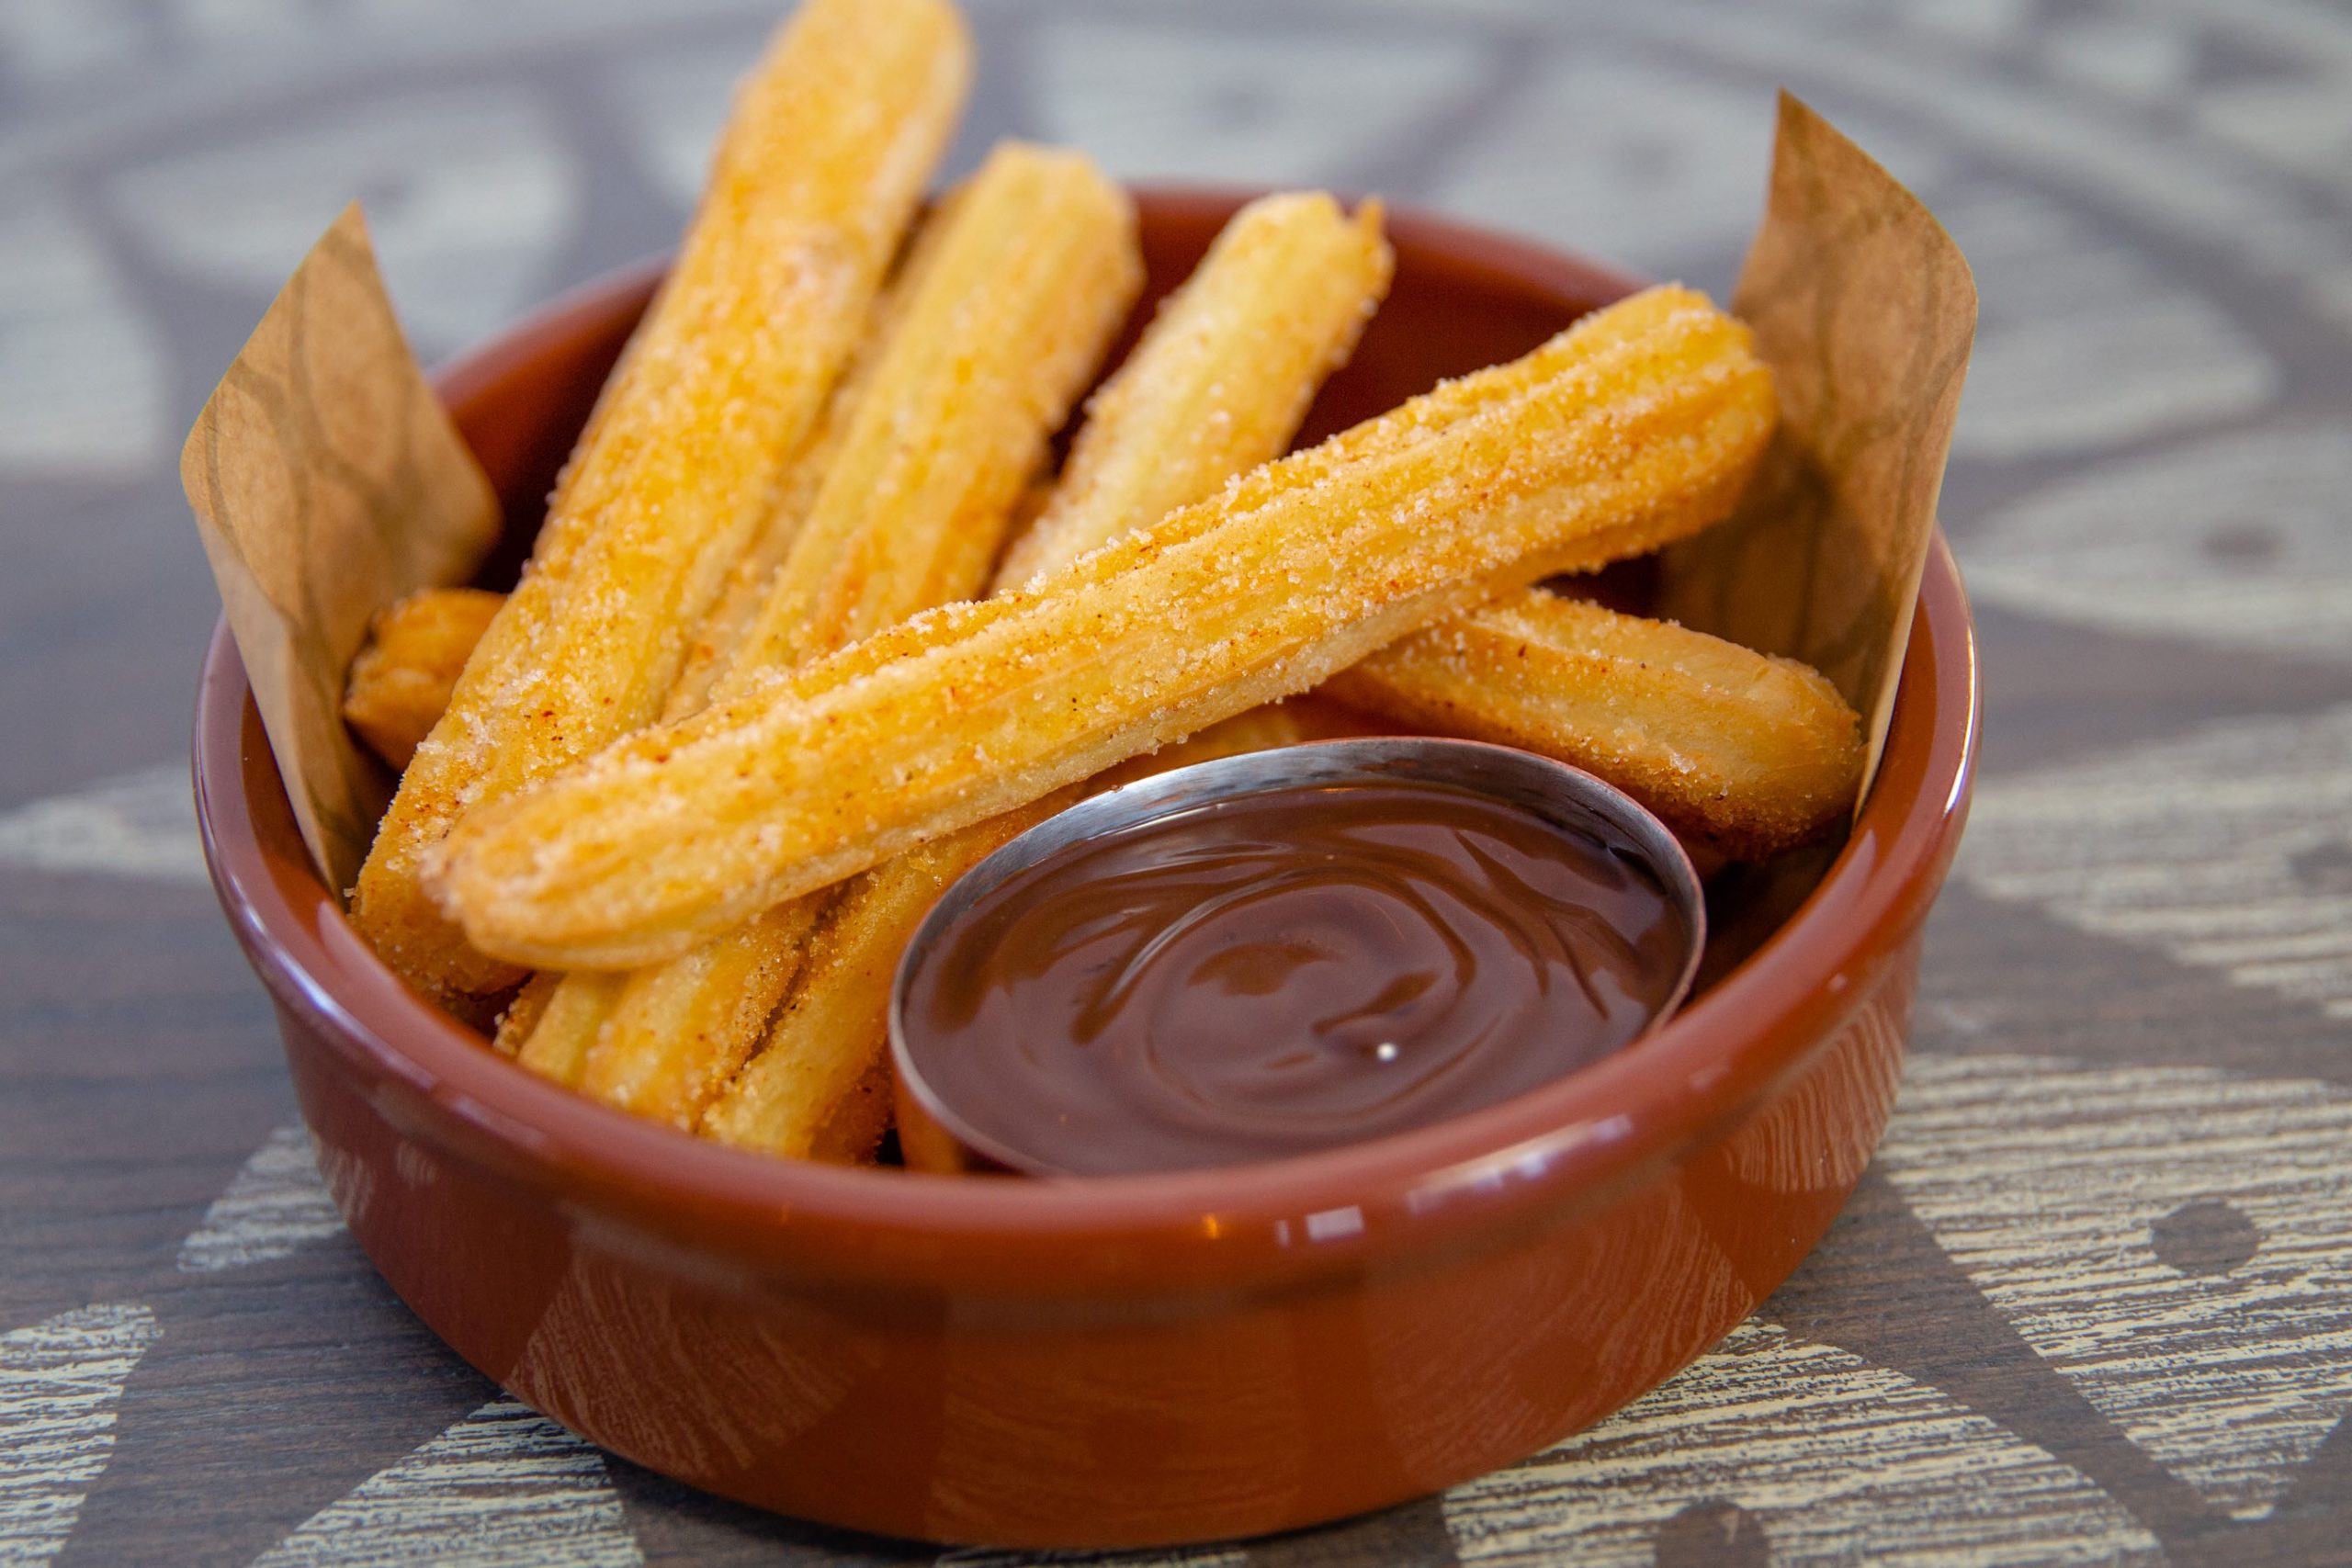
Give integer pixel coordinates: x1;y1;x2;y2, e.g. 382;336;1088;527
192;188;1978;1551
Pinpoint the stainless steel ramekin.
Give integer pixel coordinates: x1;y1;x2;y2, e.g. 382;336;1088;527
889;736;1709;1176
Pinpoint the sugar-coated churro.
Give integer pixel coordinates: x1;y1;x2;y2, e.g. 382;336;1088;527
505;201;929;1098
701;788;1079;1160
1089;704;1313;792
651;197;977;724
992;191;1391;591
716;143;1141;683
430;286;1777;969
511;970;624;1082
343;587;503;769
350;0;970;1002
514;142;1141;1124
490;970;559;1057
568;899;823;1124
1327;591;1863;858
656;433;837;723
705;706;1311;1160
699;197;1381;1153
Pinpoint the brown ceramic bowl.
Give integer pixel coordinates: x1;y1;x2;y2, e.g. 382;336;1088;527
193;190;1978;1550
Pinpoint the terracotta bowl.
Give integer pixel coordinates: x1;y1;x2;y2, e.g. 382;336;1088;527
192;190;1978;1550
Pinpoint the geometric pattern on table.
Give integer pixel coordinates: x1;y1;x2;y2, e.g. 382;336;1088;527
0;1303;164;1568
1028;13;1490;190
1442;1320;2162;1565
175;1124;348;1276
0;764;207;887
246;1398;639;1568
1961;704;2352;1021
1964;424;2352;664
1878;1054;2352;1521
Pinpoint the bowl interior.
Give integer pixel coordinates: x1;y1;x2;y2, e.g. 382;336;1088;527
195;188;1977;1291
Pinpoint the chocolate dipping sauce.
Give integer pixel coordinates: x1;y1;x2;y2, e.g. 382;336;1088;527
898;775;1697;1174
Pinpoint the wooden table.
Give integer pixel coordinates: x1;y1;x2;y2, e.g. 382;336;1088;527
4;1;2347;1562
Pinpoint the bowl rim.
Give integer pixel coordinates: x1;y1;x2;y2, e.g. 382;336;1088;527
192;187;1979;1295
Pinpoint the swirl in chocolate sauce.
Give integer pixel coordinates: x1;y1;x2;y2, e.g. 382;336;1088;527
900;779;1693;1174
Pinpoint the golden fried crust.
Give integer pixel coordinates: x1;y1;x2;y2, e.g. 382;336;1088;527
703;707;1312;1159
342;588;503;769
698;193;1385;1161
699;786;1080;1158
1091;705;1311;791
1327;591;1864;860
489;969;559;1057
349;0;971;1002
429;287;1777;968
514;143;1141;1122
656;433;837;723
572;899;823;1128
726;144;1142;680
511;969;624;1084
803;1058;898;1166
993;191;1392;591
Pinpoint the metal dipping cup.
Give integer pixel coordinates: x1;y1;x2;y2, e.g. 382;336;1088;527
889;737;1710;1177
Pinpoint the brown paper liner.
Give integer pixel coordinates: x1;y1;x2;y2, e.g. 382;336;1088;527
1662;93;1977;804
182;204;499;897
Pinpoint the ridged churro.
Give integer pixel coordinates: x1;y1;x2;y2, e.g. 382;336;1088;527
490;970;559;1057
507;972;621;1077
657;426;839;722
979;203;1850;856
718;145;1141;682
706;706;1311;1161
657;172;959;724
701;788;1080;1160
430;286;1777;969
343;587;503;769
1327;592;1863;858
992;191;1391;591
702;200;1384;1153
514;143;1141;1126
556;900;823;1122
350;0;970;1001
341;580;1851;868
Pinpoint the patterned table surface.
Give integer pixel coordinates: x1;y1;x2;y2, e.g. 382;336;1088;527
5;0;2349;1563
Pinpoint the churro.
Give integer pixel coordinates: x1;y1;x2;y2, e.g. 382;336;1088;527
560;900;823;1123
717;144;1141;683
702;199;1383;1152
350;0;970;1001
706;707;1311;1160
510;972;622;1078
992;191;1391;591
657;429;838;722
430;286;1777;969
490;970;559;1057
1327;592;1863;858
343;587;503;769
702;788;1080;1160
515;143;1141;1125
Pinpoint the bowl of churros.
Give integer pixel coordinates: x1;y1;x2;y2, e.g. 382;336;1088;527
188;0;1979;1549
